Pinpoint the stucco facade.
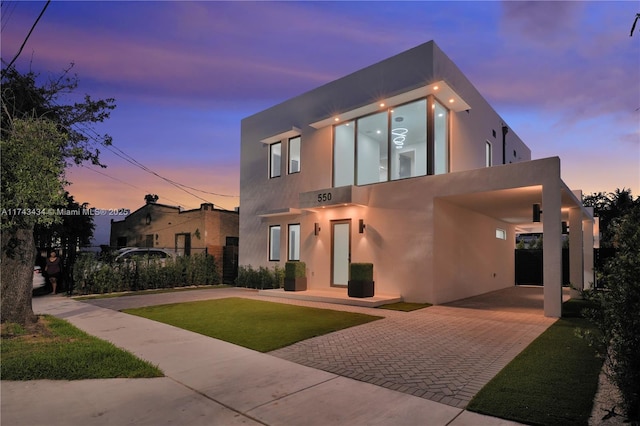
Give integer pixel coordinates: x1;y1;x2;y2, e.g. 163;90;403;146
239;41;594;317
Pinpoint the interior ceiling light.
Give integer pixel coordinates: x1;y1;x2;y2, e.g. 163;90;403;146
334;117;340;122
449;98;455;103
433;85;439;90
379;103;385;107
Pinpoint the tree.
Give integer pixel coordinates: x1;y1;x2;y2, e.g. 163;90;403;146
1;65;114;324
583;188;640;247
144;194;159;204
583;205;640;421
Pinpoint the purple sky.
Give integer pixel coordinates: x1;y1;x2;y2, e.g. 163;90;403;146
2;1;639;217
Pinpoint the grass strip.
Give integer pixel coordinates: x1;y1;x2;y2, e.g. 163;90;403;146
124;297;382;352
467;300;604;426
377;302;432;312
1;315;163;380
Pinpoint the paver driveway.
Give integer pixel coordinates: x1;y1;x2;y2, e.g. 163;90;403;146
268;287;559;409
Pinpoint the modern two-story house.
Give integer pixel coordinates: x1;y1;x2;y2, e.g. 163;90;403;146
239;41;595;317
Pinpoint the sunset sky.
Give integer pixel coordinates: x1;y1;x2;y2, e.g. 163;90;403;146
2;1;639;219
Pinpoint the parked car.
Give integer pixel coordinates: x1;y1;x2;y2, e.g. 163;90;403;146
115;248;176;265
33;266;46;290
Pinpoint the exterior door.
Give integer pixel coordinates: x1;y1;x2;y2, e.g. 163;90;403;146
331;220;351;286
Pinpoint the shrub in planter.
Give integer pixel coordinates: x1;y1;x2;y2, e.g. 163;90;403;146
348;263;374;298
284;261;307;291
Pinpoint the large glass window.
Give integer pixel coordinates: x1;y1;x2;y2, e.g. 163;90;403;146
332;97;450;187
390;100;427;180
357;111;388;185
288;136;300;174
434;101;449;175
288;224;300;261
334;121;355;187
270;142;281;178
269;225;280;261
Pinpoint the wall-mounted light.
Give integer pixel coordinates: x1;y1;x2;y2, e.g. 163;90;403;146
533;204;542;222
314;222;321;236
359;219;366;234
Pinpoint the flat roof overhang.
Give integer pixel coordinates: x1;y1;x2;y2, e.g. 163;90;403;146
257;208;302;218
309;80;471;129
438;183;593;233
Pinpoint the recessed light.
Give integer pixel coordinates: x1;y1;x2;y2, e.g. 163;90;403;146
448;98;454;103
433;85;439;90
334;117;340;122
379;103;385;107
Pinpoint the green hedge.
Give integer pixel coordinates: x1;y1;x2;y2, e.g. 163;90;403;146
235;264;284;289
72;253;220;295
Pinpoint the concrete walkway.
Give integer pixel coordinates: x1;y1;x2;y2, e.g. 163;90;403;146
0;287;550;425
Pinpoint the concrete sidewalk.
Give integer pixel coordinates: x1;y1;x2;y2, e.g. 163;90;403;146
2;293;523;426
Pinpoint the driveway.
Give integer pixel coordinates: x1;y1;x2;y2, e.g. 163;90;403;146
82;285;559;409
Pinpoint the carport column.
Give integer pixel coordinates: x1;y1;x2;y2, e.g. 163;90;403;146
569;205;583;298
583;207;595;290
543;177;562;318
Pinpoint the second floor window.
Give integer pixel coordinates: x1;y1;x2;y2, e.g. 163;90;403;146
270;142;281;178
288;136;301;174
333;97;448;188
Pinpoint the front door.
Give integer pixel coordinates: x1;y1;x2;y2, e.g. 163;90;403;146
331;220;351;286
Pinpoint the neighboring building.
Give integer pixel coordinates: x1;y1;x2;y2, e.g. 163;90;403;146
110;202;239;283
239;41;595;317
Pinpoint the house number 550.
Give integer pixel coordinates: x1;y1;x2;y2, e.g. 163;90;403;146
317;192;332;203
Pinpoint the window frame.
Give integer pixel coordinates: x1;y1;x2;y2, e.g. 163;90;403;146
287;223;301;261
269;142;282;179
288;136;301;174
268;225;281;261
485;141;493;167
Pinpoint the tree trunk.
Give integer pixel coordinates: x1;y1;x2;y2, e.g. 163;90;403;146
1;226;37;324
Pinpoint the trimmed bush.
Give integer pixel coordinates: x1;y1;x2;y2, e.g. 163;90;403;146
285;261;306;279
350;263;373;281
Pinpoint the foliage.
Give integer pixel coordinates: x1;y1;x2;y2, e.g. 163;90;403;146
583;188;640;248
581;204;640;421
124;297;382;352
350;263;373;281
1;118;67;231
285;261;306;279
236;264;284;289
71;253;220;295
467;300;604;426
1;65;115;166
1;315;162;380
34;192;95;250
0;65;115;324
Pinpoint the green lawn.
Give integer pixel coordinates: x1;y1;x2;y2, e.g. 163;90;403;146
124;297;382;352
377;302;432;312
466;300;604;426
1;315;163;380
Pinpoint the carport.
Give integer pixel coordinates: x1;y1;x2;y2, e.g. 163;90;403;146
437;157;596;317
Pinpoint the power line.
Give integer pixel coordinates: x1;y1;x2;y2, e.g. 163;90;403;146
1;1;19;33
80;165;195;209
1;0;50;76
